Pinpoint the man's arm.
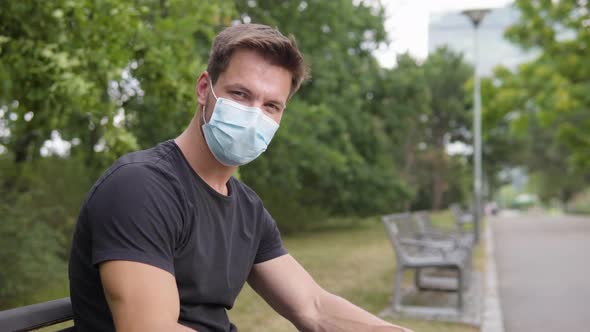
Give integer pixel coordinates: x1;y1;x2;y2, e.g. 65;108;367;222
99;260;197;332
247;254;412;332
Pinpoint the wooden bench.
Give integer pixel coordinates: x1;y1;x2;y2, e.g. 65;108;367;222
0;297;74;331
382;213;472;315
412;210;475;288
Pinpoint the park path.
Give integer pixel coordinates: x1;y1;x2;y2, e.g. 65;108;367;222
492;212;590;331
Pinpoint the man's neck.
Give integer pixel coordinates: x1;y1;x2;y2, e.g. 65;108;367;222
174;114;236;196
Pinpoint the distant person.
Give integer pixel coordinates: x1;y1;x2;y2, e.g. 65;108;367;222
68;23;412;332
485;201;499;216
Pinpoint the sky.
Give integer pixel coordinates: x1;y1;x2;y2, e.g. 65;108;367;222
375;0;514;68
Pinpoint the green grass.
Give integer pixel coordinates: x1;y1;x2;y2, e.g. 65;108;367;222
36;211;482;332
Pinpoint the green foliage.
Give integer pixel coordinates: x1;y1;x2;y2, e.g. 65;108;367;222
0;0;234;167
420;47;473;209
371;48;473;211
0;0;143;164
507;1;590;169
0;201;64;309
124;0;235;148
0;155;92;308
482;0;590;203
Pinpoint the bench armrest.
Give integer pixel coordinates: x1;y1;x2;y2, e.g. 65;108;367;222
0;297;73;332
400;238;455;250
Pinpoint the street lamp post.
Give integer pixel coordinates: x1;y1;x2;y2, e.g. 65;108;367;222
462;8;490;243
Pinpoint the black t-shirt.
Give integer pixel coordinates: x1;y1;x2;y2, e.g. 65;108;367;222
68;140;287;332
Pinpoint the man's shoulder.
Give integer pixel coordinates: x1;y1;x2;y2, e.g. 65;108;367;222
114;140;178;170
88;141;182;201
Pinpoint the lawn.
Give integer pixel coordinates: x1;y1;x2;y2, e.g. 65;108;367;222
39;211;482;332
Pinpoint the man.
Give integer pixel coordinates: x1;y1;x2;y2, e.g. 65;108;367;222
68;23;412;332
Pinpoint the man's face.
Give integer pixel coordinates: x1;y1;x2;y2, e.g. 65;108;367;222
198;49;292;125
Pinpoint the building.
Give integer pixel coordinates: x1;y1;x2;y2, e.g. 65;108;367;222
428;5;537;76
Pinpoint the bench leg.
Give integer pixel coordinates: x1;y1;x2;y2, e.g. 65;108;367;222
457;267;464;312
394;267;404;311
467;252;473;288
414;267;423;290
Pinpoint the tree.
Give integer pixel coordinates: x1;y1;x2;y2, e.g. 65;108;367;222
0;0;143;167
0;1;235;173
421;47;473;210
373;48;473;211
504;0;590;175
480;0;590;204
123;0;235;149
481;64;587;205
369;53;431;209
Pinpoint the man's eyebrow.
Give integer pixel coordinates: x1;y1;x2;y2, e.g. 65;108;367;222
225;83;252;94
225;83;286;108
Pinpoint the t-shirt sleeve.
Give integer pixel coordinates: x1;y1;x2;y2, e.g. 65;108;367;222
86;163;184;276
254;208;287;264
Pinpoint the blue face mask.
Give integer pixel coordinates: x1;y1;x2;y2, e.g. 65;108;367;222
201;81;280;167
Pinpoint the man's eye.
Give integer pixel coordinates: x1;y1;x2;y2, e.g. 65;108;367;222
231;91;246;98
266;104;281;113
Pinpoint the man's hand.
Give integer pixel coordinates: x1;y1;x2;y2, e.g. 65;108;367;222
247;254;413;332
99;260;197;332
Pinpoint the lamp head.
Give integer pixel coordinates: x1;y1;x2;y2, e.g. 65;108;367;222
462;9;491;27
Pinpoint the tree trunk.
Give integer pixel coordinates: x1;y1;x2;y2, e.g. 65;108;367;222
402;123;418;210
432;161;444;210
431;130;447;210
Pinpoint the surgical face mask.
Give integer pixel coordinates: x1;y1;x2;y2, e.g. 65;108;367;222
201;81;280;167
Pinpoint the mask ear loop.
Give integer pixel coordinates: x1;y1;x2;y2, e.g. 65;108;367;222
202;79;219;125
201;105;207;125
209;79;219;100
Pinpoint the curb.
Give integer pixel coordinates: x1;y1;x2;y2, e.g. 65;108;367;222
480;218;505;332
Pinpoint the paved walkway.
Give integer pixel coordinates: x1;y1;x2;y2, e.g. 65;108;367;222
493;212;590;331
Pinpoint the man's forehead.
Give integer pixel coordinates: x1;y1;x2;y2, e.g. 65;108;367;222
218;50;292;100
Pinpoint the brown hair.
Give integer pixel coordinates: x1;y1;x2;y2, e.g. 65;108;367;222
207;23;310;97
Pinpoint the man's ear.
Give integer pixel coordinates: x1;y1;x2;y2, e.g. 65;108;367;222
196;72;210;106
